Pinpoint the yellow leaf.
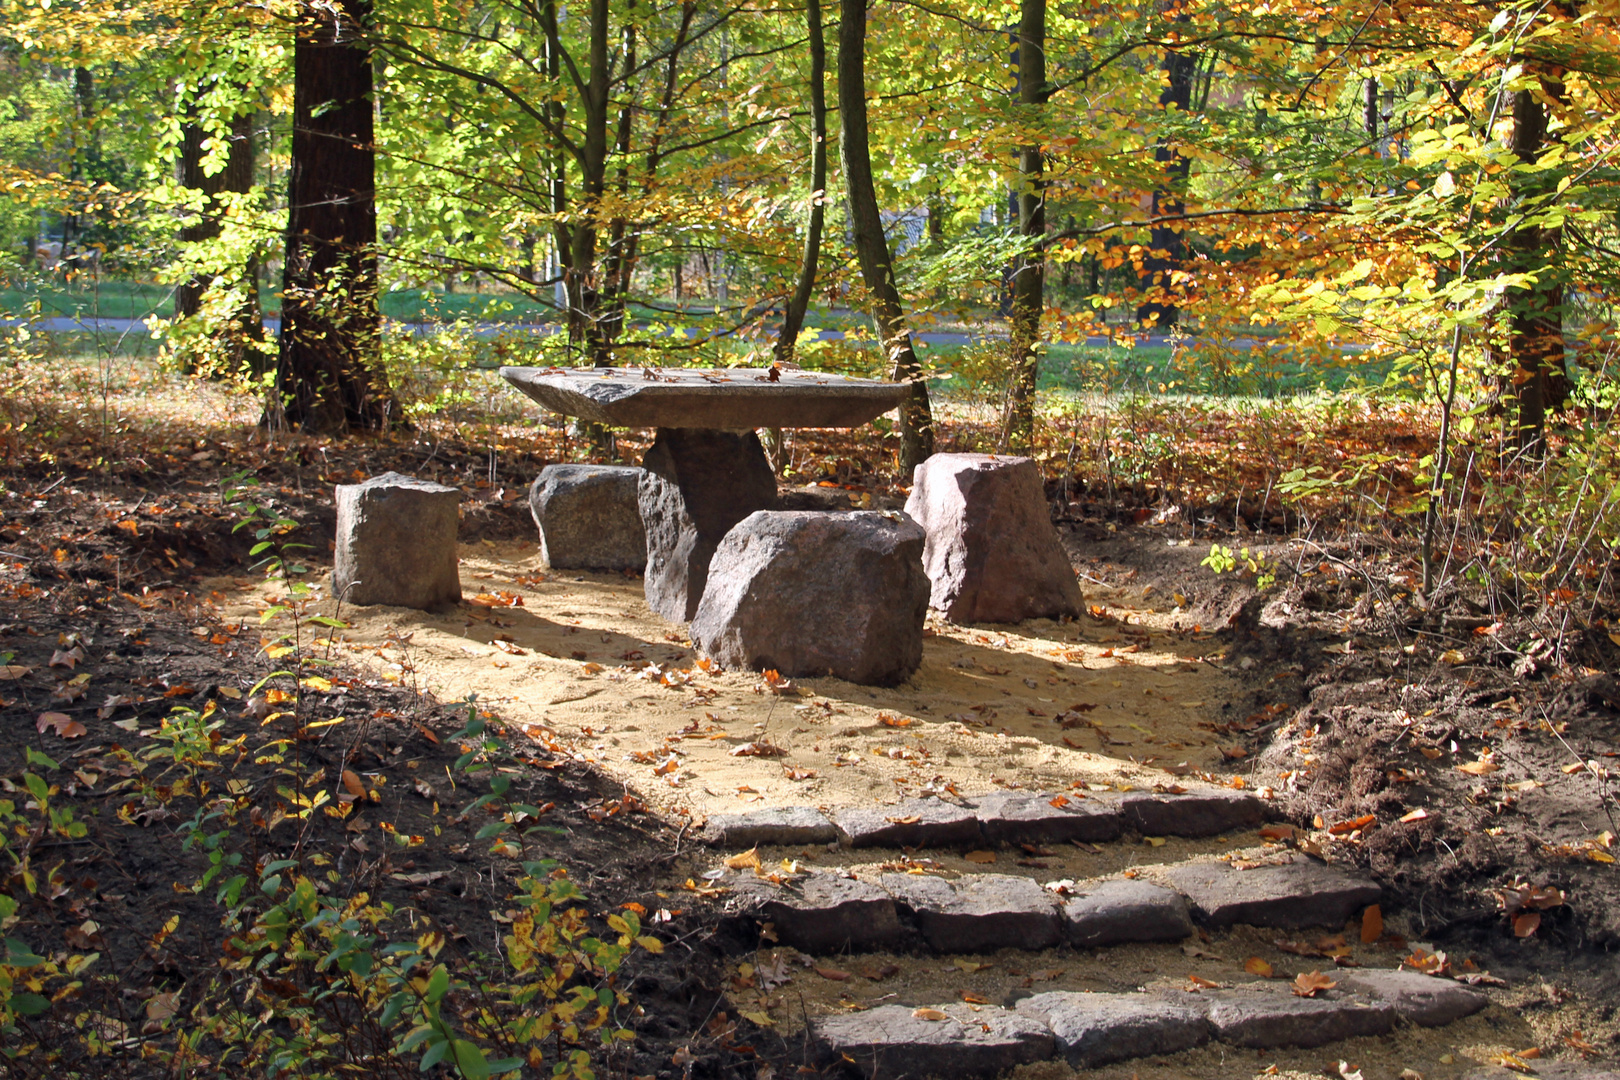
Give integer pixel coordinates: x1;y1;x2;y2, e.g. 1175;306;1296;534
1457;760;1500;776
1440;649;1466;665
739;1011;775;1027
911;1008;950;1021
635;935;664;954
724;848;761;871
1245;957;1274;978
300;675;334;692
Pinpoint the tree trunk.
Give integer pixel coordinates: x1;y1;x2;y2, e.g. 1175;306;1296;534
838;0;933;471
1136;45;1195;329
274;0;391;433
178;109;257;321
773;0;827;367
1004;0;1047;453
1502;79;1570;455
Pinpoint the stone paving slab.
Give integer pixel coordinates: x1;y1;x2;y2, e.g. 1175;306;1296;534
815;1003;1056;1079
1062;879;1195;947
732;872;907;952
882;873;1062;952
1465;1066;1620;1080
1160;858;1381;928
1197;988;1396;1048
1120;791;1267;837
971;792;1124;844
704;807;837;847
1013;991;1211;1068
1335;969;1489;1027
834;799;983;848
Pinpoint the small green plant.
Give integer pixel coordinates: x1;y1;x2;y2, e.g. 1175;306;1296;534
1202;543;1278;590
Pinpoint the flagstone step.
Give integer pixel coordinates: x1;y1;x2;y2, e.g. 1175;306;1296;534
814;974;1489;1079
704;789;1270;850
729;859;1379;954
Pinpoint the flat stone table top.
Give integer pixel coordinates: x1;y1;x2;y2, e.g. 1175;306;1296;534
500;365;911;430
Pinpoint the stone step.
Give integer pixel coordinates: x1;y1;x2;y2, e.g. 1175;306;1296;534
814;972;1489;1079
728;858;1378;954
704;789;1269;850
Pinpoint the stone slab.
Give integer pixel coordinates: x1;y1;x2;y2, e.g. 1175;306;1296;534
882;873;1062;952
1335;969;1489;1027
1465;1066;1620;1080
501;366;910;430
332;472;461;609
972;792;1124;844
1198;988;1395;1048
815;1003;1055;1079
734;872;905;953
1014;991;1210;1068
1120;791;1268;838
639;428;778;622
704;807;837;847
1161;858;1381;929
528;464;646;572
833;799;984;848
1063;879;1195;947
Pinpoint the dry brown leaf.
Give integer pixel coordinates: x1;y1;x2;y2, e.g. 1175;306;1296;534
1259;824;1297;841
1329;814;1376;835
36;711;86;738
340;770;366;800
730;741;787;758
1244;957;1275;978
725;848;761;871
1419;746;1443;760
959;991;991;1004
860;963;900;981
814;966;851;982
1360;905;1383;944
1457;760;1500;776
911;1008;950;1021
1187;975;1225;990
1292;971;1337;997
963;850;997;864
1513;912;1541;938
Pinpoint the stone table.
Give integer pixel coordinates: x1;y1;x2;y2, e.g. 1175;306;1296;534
501;366;911;621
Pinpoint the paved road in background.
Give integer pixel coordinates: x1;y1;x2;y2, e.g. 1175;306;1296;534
15;314;1205;352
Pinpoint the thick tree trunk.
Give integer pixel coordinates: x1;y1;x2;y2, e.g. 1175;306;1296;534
178;110;257;321
774;0;827;367
838;0;933;471
274;0;390;433
1502;80;1570;455
1136;47;1195;329
1004;0;1047;452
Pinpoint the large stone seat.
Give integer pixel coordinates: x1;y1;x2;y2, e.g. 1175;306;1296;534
904;453;1083;624
528;464;646;572
332;472;461;610
690;510;929;685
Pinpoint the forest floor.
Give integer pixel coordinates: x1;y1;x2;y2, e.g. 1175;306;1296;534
1;353;1618;1078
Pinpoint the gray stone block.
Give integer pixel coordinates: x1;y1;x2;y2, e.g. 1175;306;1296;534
1120;791;1267;837
528;464;646;571
1161;858;1381;929
332;472;461;610
704;807;837;847
734;872;906;953
1199;988;1396;1048
972;791;1123;844
882;873;1062;952
1063;879;1195;947
639;428;777;622
904;453;1083;624
1335;969;1489;1027
834;798;983;848
815;1003;1055;1079
1464;1066;1620;1080
1015;991;1211;1067
690;511;930;686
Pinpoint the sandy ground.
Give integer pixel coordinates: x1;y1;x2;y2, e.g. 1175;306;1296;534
213;537;1252;822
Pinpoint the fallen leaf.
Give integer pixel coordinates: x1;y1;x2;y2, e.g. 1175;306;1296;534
1398;809;1429;823
1259;824;1297;841
860;963;900;981
911;1008;950;1021
730;741;787;758
1440;649;1467;664
1187;975;1225;990
1329;814;1376;836
725;848;761;871
814;966;850;981
953;959;990;973
1513;912;1541;938
145;991;180;1022
1457;760;1500;776
1244;957;1275;978
1292;971;1337;997
739;1011;775;1028
1360;905;1383;944
960;991;991;1004
36;711;86;738
963;850;997;864
340;770;366;800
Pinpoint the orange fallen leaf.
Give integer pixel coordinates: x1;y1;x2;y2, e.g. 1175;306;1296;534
1244;957;1275;978
1562;762;1587;774
912;1008;949;1021
963;850;997;864
1293;971;1337;997
340;769;366;800
1513;912;1541;938
1259;824;1297;841
1187;975;1225;990
724;848;761;871
1329;814;1376;836
814;966;851;982
1360;905;1383;944
1398;808;1429;823
36;711;86;738
1419;746;1443;759
959;991;991;1004
1457;760;1500;776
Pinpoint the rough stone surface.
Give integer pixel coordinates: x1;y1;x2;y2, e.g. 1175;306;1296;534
815;1003;1054;1079
1120;791;1267;838
883;873;1062;952
333;472;461;609
1014;992;1210;1067
528;464;646;572
639;428;777;622
704;807;836;847
1465;1067;1620;1080
1198;988;1396;1048
735;872;905;953
1063;879;1195;947
1161;858;1382;929
502;366;910;430
1335;970;1489;1027
834;798;984;848
904;454;1083;624
972;792;1124;844
690;511;929;685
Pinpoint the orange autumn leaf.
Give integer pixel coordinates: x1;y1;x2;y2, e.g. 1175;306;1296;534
1244;957;1275;978
1513;912;1541;938
1292;971;1337;997
1360;905;1383;944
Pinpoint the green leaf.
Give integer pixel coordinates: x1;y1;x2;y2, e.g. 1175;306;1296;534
425;963;450;1004
419;1036;450;1071
9;993;49;1016
451;1039;491;1080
